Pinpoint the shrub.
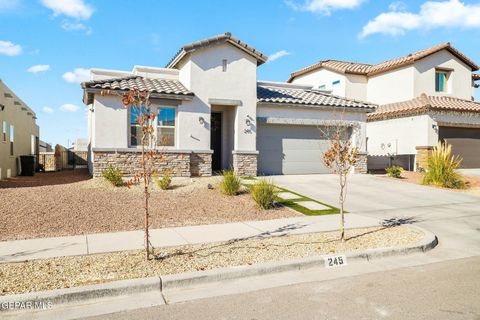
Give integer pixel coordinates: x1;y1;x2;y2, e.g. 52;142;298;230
156;170;172;190
422;142;465;189
220;170;241;196
102;165;124;187
386;165;403;178
251;179;277;209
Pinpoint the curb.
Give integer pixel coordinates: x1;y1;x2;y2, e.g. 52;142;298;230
0;225;437;311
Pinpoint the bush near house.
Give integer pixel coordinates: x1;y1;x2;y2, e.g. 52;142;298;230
156;170;172;190
251;179;277;209
220;170;241;196
386;165;403;178
102;165;124;187
422;142;465;189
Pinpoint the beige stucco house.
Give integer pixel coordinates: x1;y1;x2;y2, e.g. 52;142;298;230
81;32;376;177
0;79;40;179
288;43;480;170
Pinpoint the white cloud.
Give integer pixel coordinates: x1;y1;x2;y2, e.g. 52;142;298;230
286;0;365;15
360;0;480;38
61;20;92;34
40;0;93;20
268;50;292;62
27;64;50;74
62;68;90;83
0;40;22;56
42;106;54;113
59;104;79;112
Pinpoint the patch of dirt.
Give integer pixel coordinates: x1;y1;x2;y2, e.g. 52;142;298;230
0;170;297;241
0;225;423;296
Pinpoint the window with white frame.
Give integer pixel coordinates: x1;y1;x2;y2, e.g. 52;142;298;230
435;70;450;92
129;106;175;147
9;123;14;156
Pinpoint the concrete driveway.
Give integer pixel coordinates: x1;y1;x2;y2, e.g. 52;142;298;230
272;174;480;258
271;174;479;212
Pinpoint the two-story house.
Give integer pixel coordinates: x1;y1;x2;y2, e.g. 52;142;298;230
81;32;376;177
0;79;40;179
288;43;480;170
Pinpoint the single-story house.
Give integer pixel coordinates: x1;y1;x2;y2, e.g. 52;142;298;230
81;32;376;177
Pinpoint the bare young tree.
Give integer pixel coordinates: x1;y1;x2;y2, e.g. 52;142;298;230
101;88;165;260
320;108;361;242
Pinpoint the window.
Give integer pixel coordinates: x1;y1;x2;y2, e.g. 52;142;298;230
332;80;340;85
9;124;14;156
129;106;175;147
157;108;175;146
222;59;228;72
435;71;448;92
2;121;5;141
319;85;326;89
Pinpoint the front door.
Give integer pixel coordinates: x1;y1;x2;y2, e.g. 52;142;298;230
211;112;222;171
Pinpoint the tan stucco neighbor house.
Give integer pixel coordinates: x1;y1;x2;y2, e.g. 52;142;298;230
288;43;480;170
81;32;376;177
0;79;40;179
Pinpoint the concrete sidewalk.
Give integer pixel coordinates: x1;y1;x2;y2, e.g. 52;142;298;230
0;214;380;263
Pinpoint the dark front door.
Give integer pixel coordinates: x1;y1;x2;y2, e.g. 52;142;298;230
211;112;222;171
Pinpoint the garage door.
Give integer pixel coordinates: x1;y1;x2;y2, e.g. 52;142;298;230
257;124;349;175
439;126;480;168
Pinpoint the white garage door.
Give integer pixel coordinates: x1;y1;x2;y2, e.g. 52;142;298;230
257;124;348;175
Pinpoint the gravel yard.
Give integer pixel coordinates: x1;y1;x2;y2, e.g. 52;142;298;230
0;225;423;295
0;170;297;241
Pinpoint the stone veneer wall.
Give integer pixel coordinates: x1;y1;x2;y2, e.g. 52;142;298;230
415;146;434;172
92;150;212;178
354;153;368;174
190;153;212;177
233;152;257;177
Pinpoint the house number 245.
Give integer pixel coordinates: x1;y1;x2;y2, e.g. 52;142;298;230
324;255;347;268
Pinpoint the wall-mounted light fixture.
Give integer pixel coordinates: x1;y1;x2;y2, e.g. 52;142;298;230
432;124;438;131
0;104;4;111
245;118;251;126
199;116;205;125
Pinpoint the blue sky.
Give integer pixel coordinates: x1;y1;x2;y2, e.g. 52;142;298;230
1;0;479;146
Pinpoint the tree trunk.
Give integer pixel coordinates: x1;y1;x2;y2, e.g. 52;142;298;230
339;172;346;242
141;137;150;261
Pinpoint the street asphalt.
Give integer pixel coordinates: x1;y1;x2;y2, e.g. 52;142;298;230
88;256;480;320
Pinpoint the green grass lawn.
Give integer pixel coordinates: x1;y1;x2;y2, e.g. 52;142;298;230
242;178;340;216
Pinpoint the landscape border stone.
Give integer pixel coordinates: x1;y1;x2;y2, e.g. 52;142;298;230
0;225;437;313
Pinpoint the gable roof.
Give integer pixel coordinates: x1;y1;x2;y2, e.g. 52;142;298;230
257;82;376;111
368;93;480;121
166;32;268;68
81;76;194;105
288;42;479;82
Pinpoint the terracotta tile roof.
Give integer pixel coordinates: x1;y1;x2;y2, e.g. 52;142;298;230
368;93;480;120
81;76;193;104
257;82;376;110
288;42;479;82
166;32;268;68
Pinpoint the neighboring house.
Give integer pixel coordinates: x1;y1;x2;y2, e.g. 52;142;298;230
0;79;40;179
288;43;480;170
73;138;88;152
39;140;53;152
81;32;376;177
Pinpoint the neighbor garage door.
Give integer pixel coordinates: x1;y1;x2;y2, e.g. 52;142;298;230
439;126;480;168
257;124;349;175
